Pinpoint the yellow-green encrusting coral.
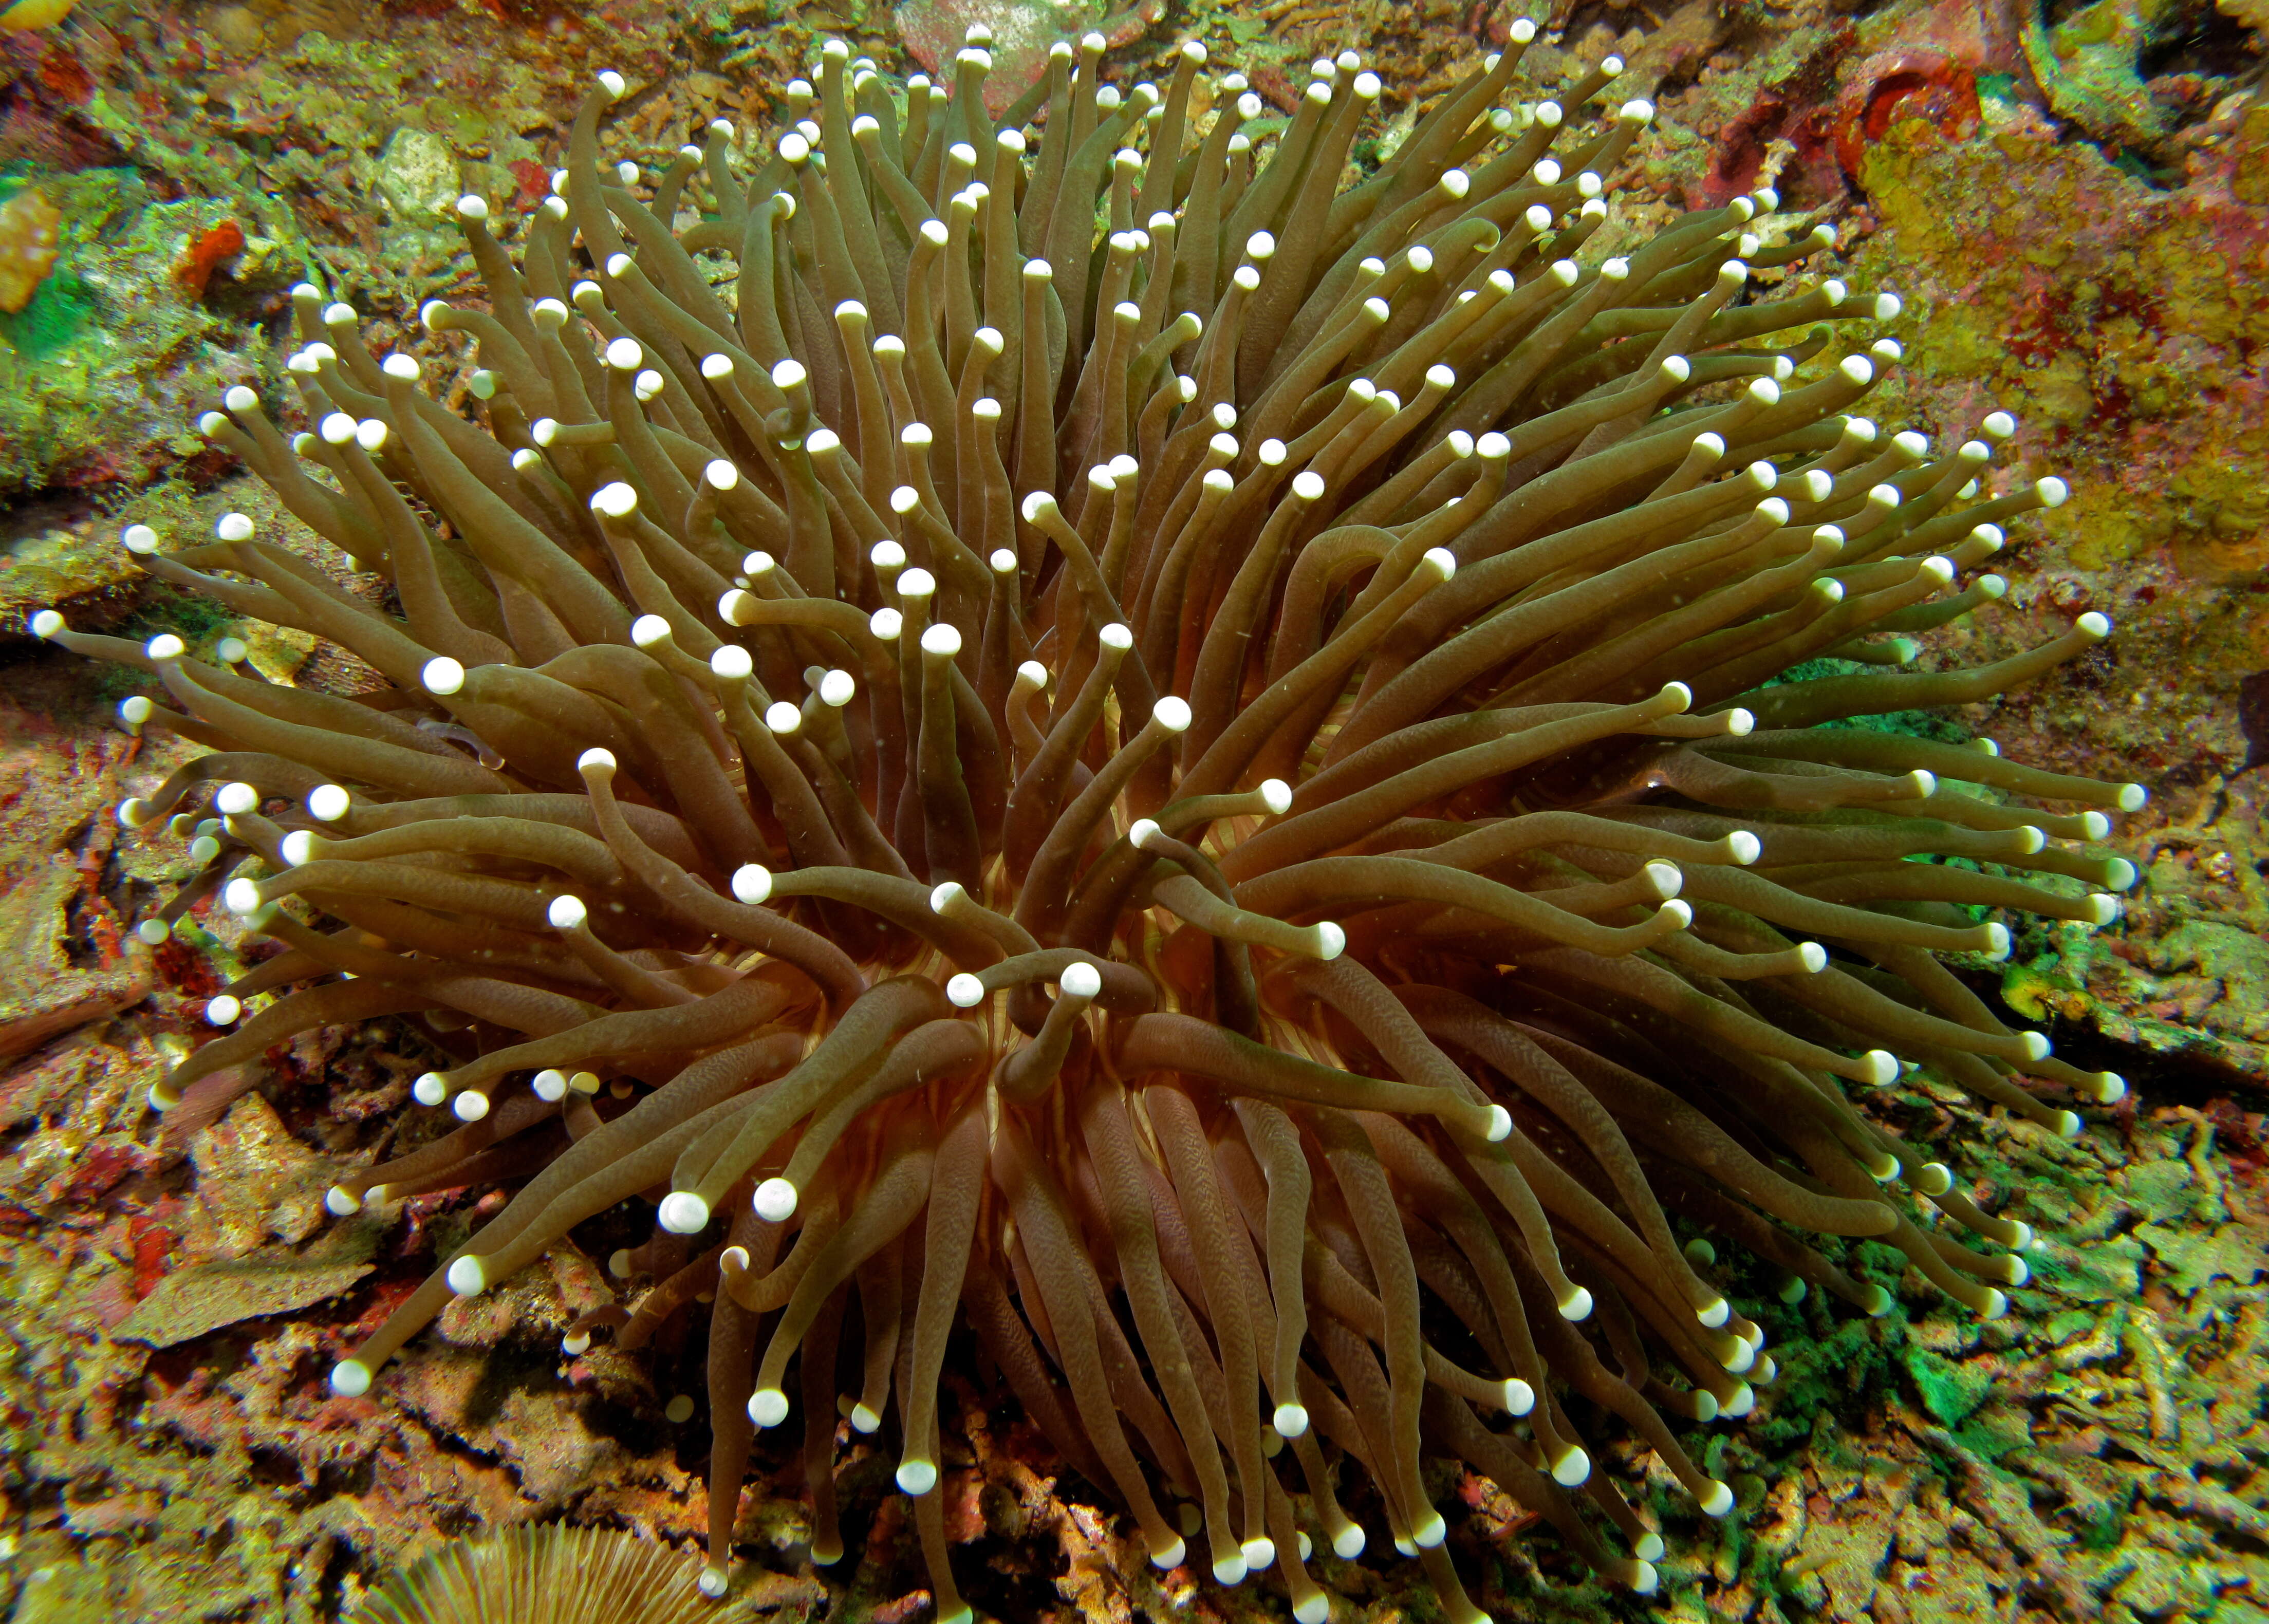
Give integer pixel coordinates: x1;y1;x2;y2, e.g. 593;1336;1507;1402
35;24;2145;1621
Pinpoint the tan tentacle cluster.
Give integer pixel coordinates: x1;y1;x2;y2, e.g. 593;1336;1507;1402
38;26;2138;1620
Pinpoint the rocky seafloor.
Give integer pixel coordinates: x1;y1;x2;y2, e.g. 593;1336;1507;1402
1;0;2266;1619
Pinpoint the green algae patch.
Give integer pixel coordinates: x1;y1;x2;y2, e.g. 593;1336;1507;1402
2029;1231;2146;1303
1902;1343;1995;1427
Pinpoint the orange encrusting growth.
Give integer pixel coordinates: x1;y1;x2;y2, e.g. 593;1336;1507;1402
0;187;62;312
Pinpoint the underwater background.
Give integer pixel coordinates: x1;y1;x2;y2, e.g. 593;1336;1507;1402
0;0;2265;1620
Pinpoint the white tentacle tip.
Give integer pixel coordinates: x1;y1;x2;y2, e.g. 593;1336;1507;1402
754;1177;798;1221
547;894;588;931
1211;1553;1248;1585
747;1388;789;1428
1699;1480;1735;1517
1150;1536;1187;1571
896;1457;939;1496
329;1359;373;1398
412;1072;448;1106
946;973;986;1008
1272;1402;1308;1438
697;1566;728;1599
452;1091;490;1122
1311;922;1347;961
203;995;243;1026
659;1192;711;1234
421;657;466;697
1483;1104;1512;1142
1501;1377;1535;1415
1259;779;1293;815
324;1184;360;1217
1558;1286;1593;1321
578;748;617;773
1551;1446;1591;1487
223;878;263;916
1859;1049;1900;1086
446;1256;487;1296
1059;961;1103;1000
731;865;773;904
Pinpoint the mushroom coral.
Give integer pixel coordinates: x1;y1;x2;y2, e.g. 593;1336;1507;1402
357;1525;713;1624
36;27;2142;1622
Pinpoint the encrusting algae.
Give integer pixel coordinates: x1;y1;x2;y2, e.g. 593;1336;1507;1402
32;25;2148;1621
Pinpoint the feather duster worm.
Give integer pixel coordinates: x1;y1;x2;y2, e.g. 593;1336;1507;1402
36;27;2142;1621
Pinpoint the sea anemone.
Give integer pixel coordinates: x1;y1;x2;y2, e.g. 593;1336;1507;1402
36;26;2142;1622
356;1525;713;1623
